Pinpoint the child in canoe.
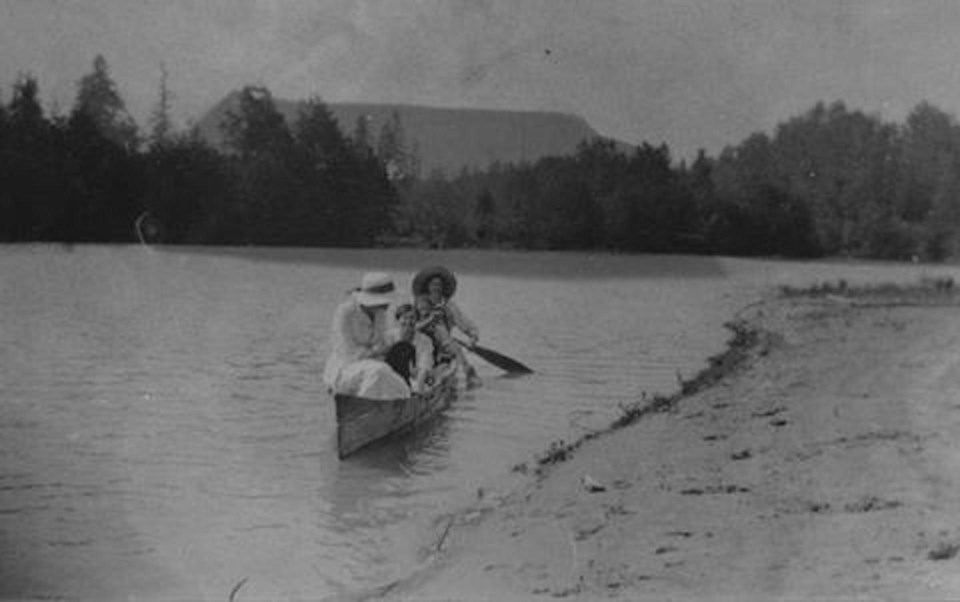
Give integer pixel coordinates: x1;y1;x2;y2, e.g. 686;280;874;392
412;266;482;389
385;302;435;393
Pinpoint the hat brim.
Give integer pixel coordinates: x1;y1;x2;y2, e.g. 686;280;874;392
355;291;393;307
412;266;457;297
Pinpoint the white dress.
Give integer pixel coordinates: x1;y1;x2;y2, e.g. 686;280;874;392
322;296;411;400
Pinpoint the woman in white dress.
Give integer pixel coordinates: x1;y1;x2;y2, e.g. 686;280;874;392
322;272;411;400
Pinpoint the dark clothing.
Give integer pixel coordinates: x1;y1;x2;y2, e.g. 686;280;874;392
384;341;417;384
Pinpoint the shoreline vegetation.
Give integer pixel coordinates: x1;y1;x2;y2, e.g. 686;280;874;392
527;276;956;475
5;58;960;263
349;277;960;601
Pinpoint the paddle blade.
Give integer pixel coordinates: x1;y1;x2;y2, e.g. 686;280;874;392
464;341;533;374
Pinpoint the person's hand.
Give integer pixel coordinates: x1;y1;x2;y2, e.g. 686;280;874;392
469;334;479;347
415;314;437;331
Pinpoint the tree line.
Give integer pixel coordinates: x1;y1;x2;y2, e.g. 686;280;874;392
0;56;397;246
398;100;960;260
2;55;960;260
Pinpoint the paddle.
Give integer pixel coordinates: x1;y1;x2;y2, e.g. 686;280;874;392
455;338;533;375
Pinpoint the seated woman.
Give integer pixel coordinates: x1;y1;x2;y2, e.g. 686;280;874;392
412;266;482;389
322;272;411;400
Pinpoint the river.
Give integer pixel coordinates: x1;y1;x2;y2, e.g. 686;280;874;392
0;244;947;600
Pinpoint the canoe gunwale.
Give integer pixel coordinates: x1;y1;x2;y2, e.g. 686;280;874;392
335;365;458;458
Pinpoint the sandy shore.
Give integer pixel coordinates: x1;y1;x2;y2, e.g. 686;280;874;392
365;287;960;601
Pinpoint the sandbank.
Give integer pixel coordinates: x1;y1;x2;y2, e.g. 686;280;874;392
365;285;960;601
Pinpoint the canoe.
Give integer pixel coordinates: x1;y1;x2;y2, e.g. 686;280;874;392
335;364;458;458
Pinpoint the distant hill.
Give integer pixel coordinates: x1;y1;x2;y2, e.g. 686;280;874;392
195;92;627;175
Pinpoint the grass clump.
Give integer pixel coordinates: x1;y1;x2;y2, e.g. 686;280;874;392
779;276;956;299
928;542;960;561
533;319;764;475
612;319;760;430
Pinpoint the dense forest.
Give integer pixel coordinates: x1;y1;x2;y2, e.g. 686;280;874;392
2;55;960;260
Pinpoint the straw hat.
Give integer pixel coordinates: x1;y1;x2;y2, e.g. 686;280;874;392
412;266;457;298
354;272;396;307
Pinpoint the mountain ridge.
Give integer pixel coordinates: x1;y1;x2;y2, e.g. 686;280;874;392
195;91;628;175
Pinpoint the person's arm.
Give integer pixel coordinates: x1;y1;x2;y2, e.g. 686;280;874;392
445;300;479;343
365;310;392;359
412;333;434;392
414;313;437;332
414;333;434;371
334;303;386;361
331;302;363;361
413;297;442;332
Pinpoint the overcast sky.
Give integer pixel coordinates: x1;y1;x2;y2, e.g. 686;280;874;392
3;0;960;159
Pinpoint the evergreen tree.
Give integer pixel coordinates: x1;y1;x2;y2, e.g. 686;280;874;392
142;133;230;243
148;63;174;148
352;114;373;156
222;86;292;159
682;149;716;252
63;107;143;241
8;74;44;130
474;187;496;244
2;75;49;240
408;138;422;181
294;97;350;169
290;97;351;243
73;55;139;150
218;86;294;243
377;109;410;182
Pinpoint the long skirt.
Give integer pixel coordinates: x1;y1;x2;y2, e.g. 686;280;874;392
331;359;411;400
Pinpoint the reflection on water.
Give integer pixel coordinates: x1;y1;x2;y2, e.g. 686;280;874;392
1;244;955;600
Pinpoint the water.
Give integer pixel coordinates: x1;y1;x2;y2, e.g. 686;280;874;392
0;245;953;600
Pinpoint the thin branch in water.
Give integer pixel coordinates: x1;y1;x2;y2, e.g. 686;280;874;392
228;577;249;602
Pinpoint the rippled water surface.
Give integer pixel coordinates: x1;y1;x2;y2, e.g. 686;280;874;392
0;245;951;600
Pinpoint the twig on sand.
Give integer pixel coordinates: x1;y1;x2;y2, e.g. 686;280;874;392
435;515;455;553
228;577;249;602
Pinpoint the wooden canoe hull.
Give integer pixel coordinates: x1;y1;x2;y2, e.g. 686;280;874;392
335;368;458;458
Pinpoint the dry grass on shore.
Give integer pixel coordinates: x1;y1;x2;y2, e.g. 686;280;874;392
530;276;959;476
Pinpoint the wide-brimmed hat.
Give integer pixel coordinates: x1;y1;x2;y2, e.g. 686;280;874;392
354;272;396;307
412;266;457;298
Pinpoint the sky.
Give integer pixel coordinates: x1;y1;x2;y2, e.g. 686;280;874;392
3;0;960;160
